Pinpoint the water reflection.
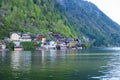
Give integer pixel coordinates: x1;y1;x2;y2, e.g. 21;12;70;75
32;50;46;65
1;48;120;80
33;49;67;65
92;50;120;80
101;54;120;80
46;49;72;64
11;51;31;70
11;51;31;79
0;50;7;64
48;49;57;63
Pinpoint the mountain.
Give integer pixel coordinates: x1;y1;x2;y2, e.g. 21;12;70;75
0;0;120;47
0;0;76;39
56;0;120;46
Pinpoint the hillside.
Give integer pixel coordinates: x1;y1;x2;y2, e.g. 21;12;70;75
1;0;120;46
56;0;120;46
0;0;76;39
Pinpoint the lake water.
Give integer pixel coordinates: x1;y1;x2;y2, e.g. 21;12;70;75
0;48;120;80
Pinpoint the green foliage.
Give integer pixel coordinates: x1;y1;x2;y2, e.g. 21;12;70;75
21;42;36;51
6;42;14;51
0;0;76;39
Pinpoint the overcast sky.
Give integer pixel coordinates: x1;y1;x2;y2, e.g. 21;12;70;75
87;0;120;25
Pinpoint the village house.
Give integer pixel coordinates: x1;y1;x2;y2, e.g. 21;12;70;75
35;35;46;44
41;40;57;49
10;32;32;51
10;33;20;41
36;35;57;49
20;33;32;42
0;41;6;50
10;32;32;42
10;33;21;47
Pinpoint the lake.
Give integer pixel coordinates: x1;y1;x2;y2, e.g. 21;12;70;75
0;48;120;80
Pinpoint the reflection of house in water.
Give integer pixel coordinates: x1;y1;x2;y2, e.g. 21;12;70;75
48;49;66;62
0;50;8;64
1;50;6;64
33;49;72;65
0;41;6;62
33;50;58;65
11;51;31;72
33;51;45;65
49;49;57;62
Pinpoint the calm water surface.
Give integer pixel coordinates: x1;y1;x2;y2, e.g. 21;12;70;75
0;48;120;80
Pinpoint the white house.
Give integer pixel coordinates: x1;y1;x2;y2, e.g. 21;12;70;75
49;41;57;49
10;33;21;47
10;32;32;47
10;32;32;42
20;33;32;42
41;41;57;49
10;33;20;41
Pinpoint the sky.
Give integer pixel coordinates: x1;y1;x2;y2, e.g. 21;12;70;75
87;0;120;25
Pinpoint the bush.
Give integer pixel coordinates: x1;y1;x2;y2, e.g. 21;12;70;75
21;42;36;51
6;42;14;51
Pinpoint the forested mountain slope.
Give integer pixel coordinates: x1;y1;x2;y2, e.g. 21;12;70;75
56;0;120;46
1;0;120;46
0;0;76;39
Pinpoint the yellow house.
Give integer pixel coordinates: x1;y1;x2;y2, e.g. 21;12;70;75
41;37;46;43
69;40;76;47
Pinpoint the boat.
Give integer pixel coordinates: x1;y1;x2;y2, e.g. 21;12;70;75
14;46;23;51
